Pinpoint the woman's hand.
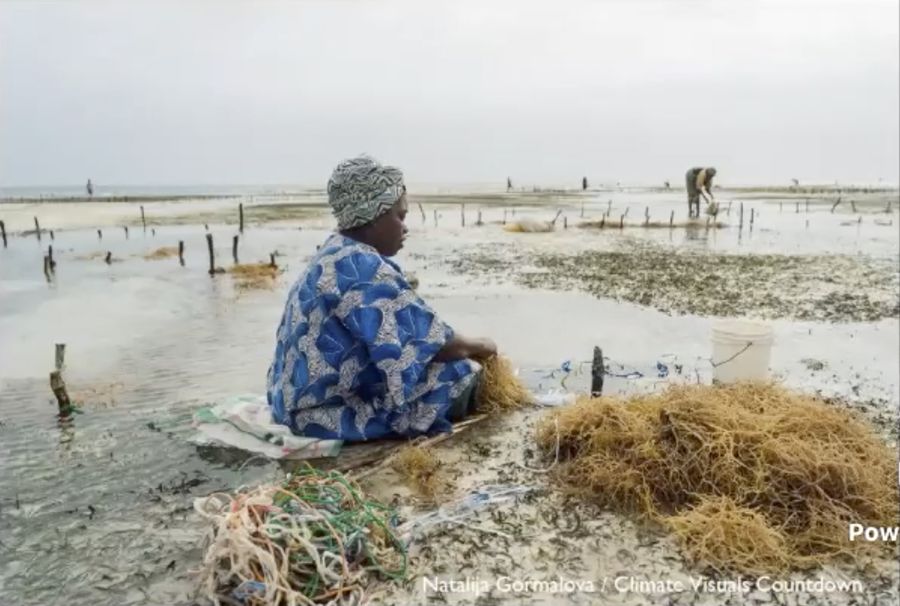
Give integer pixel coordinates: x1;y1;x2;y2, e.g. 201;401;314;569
467;337;498;360
435;335;498;362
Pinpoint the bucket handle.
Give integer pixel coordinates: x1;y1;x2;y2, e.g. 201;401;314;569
710;342;753;368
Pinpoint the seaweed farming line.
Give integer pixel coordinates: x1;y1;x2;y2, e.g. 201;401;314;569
3;225;284;292
3;194;897;241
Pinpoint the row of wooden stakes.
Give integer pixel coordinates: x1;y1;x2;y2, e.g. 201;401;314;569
1;202;248;249
39;232;275;282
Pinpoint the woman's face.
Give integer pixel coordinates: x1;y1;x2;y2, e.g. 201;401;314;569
369;195;409;257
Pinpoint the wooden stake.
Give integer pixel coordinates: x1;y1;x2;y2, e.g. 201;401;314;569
178;240;185;266
619;214;625;229
477;210;483;226
43;255;51;281
105;251;112;264
140;205;146;231
55;343;66;371
239;202;244;233
580;202;585;218
563;216;568;229
669;210;674;227
433;209;438;228
417;202;426;225
232;234;239;264
34;217;41;241
98;229;103;240
124;226;129;239
206;233;215;275
590;346;605;397
461;204;465;227
739;203;744;230
644;206;650;226
750;208;755;228
502;209;507;225
851;200;857;213
780;202;783;213
1;220;7;248
599;215;606;229
858;215;862;225
831;197;842;213
795;201;800;213
805;199;809;213
50;230;55;240
50;371;73;417
204;224;209;231
886;200;892;213
151;228;156;236
269;253;277;268
607;200;612;215
48;245;56;272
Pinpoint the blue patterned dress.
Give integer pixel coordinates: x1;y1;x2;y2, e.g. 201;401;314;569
267;234;479;441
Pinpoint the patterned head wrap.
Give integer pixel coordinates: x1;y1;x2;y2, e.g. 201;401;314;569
327;155;406;230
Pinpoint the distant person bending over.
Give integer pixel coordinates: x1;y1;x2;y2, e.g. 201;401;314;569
267;155;497;441
685;167;716;218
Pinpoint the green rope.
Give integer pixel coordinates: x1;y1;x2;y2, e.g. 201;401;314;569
263;465;408;599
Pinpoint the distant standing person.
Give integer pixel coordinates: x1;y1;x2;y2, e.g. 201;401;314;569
86;179;94;197
582;176;588;191
685;167;716;218
506;177;512;192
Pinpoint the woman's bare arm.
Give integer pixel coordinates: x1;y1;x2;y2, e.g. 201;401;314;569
434;335;497;362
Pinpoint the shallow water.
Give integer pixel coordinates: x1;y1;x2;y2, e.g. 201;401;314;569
1;189;898;605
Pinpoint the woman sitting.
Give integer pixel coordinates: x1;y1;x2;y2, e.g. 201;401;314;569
267;156;497;441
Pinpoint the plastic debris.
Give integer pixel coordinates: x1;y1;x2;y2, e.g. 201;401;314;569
399;484;535;543
533;391;577;407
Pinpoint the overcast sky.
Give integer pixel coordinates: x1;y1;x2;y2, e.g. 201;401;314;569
1;0;898;188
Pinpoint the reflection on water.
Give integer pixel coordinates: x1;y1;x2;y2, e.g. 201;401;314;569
0;224;312;605
682;222;709;243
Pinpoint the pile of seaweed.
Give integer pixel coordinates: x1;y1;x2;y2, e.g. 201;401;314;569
229;262;281;290
535;383;898;574
477;356;533;413
143;246;180;260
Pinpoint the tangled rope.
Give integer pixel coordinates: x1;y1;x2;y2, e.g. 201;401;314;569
194;466;407;606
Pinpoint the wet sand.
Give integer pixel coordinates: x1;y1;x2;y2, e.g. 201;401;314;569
0;187;898;605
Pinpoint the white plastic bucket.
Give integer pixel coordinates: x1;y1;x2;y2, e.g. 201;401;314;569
711;320;774;383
